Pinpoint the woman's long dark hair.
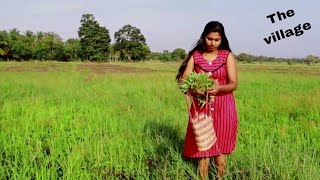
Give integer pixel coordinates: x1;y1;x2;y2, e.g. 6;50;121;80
176;21;232;81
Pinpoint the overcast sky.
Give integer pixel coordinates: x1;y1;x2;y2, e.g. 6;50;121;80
1;0;319;58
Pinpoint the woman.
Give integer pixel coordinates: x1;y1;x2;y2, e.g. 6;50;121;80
176;21;238;179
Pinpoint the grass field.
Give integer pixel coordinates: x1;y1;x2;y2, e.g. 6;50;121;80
0;61;319;179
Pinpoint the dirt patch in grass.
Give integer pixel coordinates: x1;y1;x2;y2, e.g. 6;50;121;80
32;66;49;72
75;63;173;73
0;63;71;73
3;66;27;72
1;62;319;76
238;66;320;76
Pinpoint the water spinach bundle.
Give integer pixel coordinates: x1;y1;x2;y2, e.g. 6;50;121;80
180;71;215;107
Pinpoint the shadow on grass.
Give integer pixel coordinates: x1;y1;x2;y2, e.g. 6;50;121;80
143;121;200;179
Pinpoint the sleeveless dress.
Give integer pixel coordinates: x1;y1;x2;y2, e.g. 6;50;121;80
183;50;238;158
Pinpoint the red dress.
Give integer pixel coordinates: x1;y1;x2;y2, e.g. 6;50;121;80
183;50;238;158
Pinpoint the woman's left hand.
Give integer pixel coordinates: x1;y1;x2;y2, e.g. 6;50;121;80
207;79;221;96
207;85;221;96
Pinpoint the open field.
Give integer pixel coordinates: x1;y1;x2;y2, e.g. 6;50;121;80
0;61;319;179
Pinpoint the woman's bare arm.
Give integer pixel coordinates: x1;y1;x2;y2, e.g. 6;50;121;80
208;52;238;95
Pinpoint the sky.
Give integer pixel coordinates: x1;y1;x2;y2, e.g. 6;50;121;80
1;0;319;58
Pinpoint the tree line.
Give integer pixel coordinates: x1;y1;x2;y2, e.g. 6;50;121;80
236;53;320;65
0;14;187;62
0;13;318;64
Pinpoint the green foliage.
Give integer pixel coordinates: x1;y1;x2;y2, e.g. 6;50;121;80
161;50;171;61
0;48;4;56
64;38;81;61
149;52;163;61
0;30;66;61
180;71;214;107
10;29;32;60
306;55;319;65
114;25;150;61
0;30;13;60
172;48;186;61
179;71;213;94
43;32;64;60
235;53;319;65
78;14;111;61
148;49;186;61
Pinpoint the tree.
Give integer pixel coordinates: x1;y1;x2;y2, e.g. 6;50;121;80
161;50;171;61
64;38;81;61
78;14;111;61
109;44;120;62
10;29;35;60
114;24;150;61
172;48;186;61
236;53;254;63
24;30;36;60
0;30;12;60
33;31;46;60
35;32;64;61
149;52;163;60
306;55;319;65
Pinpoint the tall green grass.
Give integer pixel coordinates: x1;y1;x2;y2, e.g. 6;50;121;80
0;62;319;179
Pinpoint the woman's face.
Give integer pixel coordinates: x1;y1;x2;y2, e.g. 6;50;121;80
205;32;221;52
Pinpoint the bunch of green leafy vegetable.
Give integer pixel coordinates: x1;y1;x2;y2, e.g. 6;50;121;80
180;71;214;107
